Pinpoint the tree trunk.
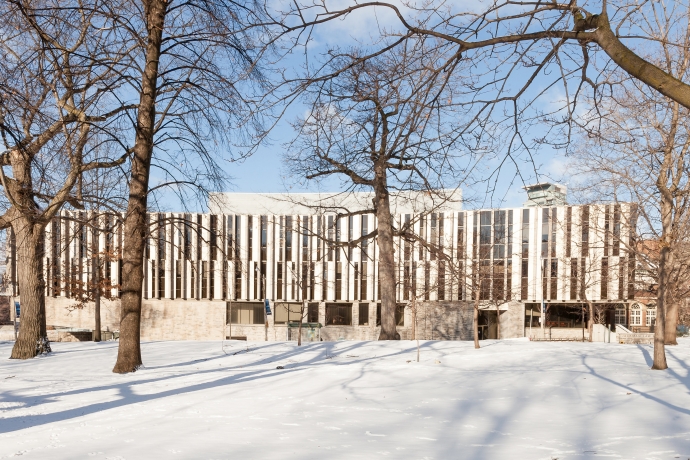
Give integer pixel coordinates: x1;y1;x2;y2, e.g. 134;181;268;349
373;161;398;340
411;297;416;340
473;285;480;349
113;0;167;373
495;305;500;340
93;253;101;342
587;300;594;342
665;298;678;345
297;300;304;346
10;220;49;359
653;246;669;369
652;194;673;369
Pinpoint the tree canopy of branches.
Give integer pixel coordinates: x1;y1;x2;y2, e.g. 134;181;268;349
286;39;469;339
0;0;132;359
112;0;276;373
283;0;690;368
570;7;690;368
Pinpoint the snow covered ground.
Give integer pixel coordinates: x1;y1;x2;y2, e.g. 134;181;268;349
0;339;689;460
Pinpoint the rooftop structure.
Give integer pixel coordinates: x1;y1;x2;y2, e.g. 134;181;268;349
522;182;567;207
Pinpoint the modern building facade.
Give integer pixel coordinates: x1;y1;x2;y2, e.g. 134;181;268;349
7;186;646;341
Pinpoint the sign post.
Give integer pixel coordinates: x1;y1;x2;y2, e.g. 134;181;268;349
264;298;271;341
13;300;19;340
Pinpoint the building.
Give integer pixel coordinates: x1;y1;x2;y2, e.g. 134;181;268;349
523;183;567;207
7;185;641;341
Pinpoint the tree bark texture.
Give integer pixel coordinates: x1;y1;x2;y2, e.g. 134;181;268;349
113;0;167;373
653;245;669;369
10;219;49;359
652;193;673;369
665;299;679;345
374;160;398;340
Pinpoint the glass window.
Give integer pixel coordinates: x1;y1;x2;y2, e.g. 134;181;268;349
630;305;641;326
274;302;303;324
480;210;491;259
230;302;264;325
308;302;319;323
646;307;656;327
493;210;506;259
359;303;369;325
326;303;352;326
615;307;626;325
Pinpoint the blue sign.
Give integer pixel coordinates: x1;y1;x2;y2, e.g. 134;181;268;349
264;299;271;316
14;301;20;318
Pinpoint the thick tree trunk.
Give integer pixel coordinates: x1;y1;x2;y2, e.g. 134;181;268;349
665;298;679;345
653;246;669;369
652;193;673;369
373;162;398;340
10;220;49;359
113;0;167;373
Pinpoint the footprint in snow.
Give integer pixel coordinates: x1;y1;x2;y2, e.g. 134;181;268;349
366;431;386;437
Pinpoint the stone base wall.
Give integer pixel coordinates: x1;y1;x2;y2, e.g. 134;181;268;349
45;296;120;332
47;330;93;342
527;327;589;340
497;301;525;339
414;301;475;340
42;297;527;342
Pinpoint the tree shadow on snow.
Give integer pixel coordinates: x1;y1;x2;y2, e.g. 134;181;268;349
0;340;430;434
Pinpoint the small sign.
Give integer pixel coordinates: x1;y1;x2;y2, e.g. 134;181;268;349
264;299;271;316
14;301;20;318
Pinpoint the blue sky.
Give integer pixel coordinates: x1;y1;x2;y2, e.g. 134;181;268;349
165;1;574;213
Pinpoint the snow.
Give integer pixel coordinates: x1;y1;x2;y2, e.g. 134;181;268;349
0;339;689;459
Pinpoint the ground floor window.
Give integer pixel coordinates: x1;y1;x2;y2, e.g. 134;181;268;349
359;303;369;326
325;303;352;326
307;303;319;323
274;302;303;324
229;302;264;325
646;307;656;327
630;305;641;326
615;307;626;325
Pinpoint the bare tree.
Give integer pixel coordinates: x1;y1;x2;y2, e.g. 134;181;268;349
284;0;690;368
0;1;131;359
285;41;470;340
112;0;278;373
570;20;690;366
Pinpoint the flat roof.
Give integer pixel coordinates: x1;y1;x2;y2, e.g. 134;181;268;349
208;190;463;215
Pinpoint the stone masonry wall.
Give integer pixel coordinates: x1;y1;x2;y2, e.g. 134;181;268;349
44;297;526;342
